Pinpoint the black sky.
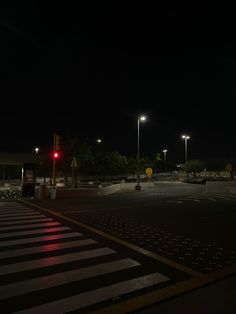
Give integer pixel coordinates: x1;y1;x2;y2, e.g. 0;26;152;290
1;6;236;162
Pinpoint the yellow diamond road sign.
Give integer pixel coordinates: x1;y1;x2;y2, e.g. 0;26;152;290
145;167;153;177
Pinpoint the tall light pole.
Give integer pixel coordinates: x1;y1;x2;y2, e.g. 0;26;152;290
34;147;39;154
163;149;168;172
182;135;190;163
96;138;102;150
135;115;147;190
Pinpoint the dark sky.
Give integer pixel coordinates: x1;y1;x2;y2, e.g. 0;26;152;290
1;6;236;162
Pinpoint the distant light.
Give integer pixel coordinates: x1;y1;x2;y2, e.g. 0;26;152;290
97;138;102;143
182;135;190;139
163;149;168;153
139;115;147;121
35;147;39;153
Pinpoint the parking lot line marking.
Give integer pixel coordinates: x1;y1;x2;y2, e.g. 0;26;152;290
21;200;200;277
166;200;183;204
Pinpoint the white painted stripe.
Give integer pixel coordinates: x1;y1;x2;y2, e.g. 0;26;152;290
0;248;116;275
0;259;139;300
0;218;53;226
0;226;71;239
0;232;82;247
217;196;231;200
0;210;36;215
0;211;35;215
16;272;169;314
0;206;27;209
0;212;40;218
167;200;183;204
0;239;97;259
0;221;61;231
0;207;30;211
208;198;217;202
0;214;46;221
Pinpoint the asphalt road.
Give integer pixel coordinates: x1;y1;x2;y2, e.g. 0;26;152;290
33;182;236;274
1;182;236;313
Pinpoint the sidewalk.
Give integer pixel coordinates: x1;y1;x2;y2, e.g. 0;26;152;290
137;274;236;313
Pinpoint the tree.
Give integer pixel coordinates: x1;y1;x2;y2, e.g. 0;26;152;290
182;160;206;175
95;152;128;176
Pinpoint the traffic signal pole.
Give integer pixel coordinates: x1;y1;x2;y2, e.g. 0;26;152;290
52;133;56;188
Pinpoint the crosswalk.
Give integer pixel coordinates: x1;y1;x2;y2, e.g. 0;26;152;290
0;202;170;313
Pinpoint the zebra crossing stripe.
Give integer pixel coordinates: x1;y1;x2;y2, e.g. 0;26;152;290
0;247;116;275
0;212;41;218
0;232;82;247
0;211;37;215
0;226;71;239
0;208;31;212
0;218;53;226
0;221;61;231
0;215;46;221
14;272;169;314
0;238;97;259
0;258;139;300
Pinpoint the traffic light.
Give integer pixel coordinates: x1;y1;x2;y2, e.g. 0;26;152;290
54;133;63;151
53;151;60;159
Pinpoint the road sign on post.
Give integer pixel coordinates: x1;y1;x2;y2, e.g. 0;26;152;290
145;167;153;178
71;157;78;188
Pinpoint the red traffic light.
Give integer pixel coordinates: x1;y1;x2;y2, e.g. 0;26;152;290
53;151;60;159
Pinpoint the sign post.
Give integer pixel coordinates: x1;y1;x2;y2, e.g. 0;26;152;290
225;163;233;181
22;163;36;197
71;157;78;188
145;167;153;178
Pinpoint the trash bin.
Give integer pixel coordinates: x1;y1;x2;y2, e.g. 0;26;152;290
38;183;47;199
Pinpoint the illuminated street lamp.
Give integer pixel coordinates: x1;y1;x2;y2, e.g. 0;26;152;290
162;149;168;171
96;138;102;150
34;147;39;154
135;115;147;190
181;135;190;163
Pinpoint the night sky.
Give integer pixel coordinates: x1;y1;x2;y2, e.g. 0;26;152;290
1;6;236;163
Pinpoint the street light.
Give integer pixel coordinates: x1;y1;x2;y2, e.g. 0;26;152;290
135;115;147;190
96;138;102;150
162;149;168;172
34;147;39;154
181;135;190;163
